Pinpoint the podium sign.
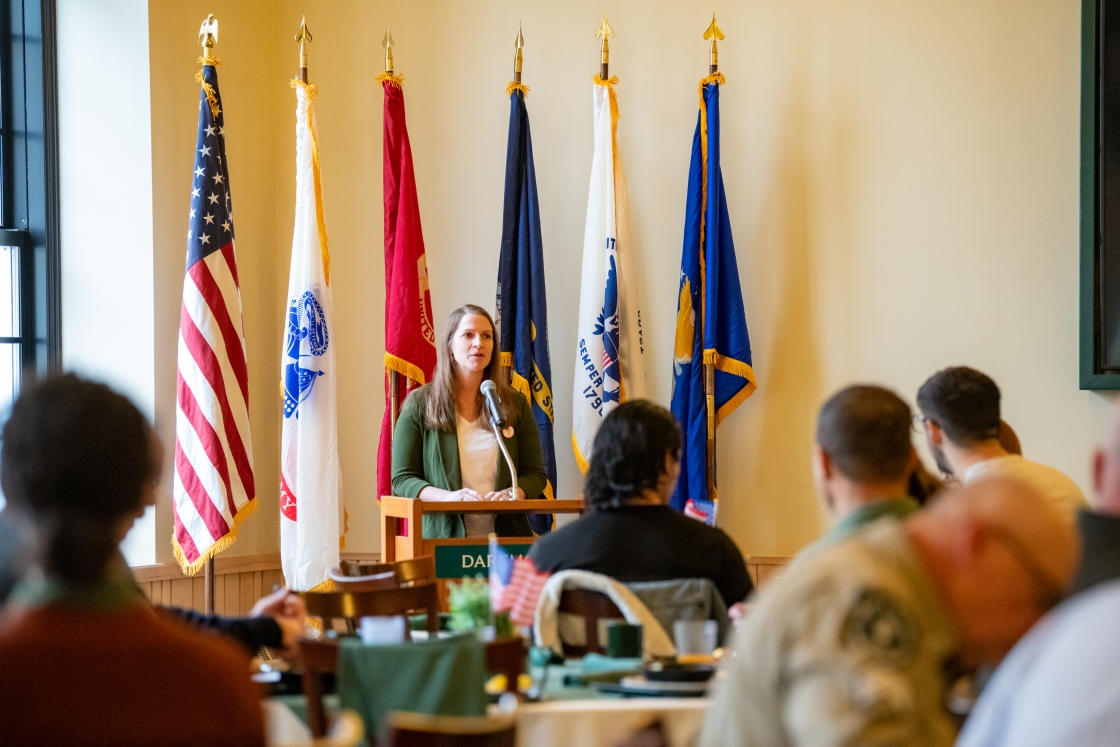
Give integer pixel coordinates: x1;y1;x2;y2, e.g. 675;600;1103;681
380;497;585;608
435;544;532;578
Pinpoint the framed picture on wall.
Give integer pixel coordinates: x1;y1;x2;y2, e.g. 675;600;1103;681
1083;0;1120;388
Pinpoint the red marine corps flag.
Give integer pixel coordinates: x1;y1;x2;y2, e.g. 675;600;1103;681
376;33;436;502
172;21;256;574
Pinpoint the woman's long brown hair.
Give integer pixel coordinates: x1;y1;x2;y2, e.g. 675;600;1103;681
424;304;520;432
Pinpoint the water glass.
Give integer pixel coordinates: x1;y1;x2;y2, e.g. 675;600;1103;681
673;619;718;657
359;616;406;645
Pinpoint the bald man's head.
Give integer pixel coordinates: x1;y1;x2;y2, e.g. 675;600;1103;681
907;475;1078;666
1092;404;1120;515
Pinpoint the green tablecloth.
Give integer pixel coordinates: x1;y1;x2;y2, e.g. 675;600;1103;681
336;635;489;738
272;647;644;730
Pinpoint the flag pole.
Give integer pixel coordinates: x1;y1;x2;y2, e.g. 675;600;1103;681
296;17;311;84
199;14;219;615
596;15;614;79
702;15;724;501
498;25;526;389
380;24;408;440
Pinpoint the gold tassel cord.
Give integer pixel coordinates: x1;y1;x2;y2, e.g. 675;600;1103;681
376;72;405;90
506;81;530;98
290;78;331;287
195;71;220;120
197;54;222;67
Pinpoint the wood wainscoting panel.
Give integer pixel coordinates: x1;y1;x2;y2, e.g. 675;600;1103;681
132;552;381;616
746;556;792;589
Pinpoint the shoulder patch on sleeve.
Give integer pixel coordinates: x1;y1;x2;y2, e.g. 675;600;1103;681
842;588;920;665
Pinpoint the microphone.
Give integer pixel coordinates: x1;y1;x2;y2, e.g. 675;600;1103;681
480;379;518;501
480;380;505;428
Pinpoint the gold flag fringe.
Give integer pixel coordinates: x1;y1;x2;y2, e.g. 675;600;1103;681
506;81;530;98
702;348;758;426
376;72;405;89
572;431;590;474
171;497;260;576
290;78;331;287
385;352;427;386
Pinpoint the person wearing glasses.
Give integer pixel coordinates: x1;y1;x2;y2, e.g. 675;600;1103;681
915;366;1087;520
798;385;922;558
700;474;1077;747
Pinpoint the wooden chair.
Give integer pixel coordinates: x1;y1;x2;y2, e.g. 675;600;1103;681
557;588;625;657
301;583;441;634
297;635;528;738
383;711;516;747
334;555;436;586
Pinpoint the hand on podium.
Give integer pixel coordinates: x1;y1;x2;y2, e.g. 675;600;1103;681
483;487;525;502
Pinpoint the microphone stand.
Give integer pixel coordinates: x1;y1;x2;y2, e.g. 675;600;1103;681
490;416;518;500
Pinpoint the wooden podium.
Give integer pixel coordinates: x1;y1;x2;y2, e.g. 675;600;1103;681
380;497;585;606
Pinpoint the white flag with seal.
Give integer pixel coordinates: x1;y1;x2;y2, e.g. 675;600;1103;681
572;77;647;473
280;79;344;591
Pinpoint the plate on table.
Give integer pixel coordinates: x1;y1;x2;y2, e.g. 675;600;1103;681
592;676;710;697
642;662;716;683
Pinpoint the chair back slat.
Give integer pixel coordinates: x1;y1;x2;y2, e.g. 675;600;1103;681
300;583;441;633
335;555;436;585
557;588;624;657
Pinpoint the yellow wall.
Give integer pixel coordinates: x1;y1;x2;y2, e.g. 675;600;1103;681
141;0;1113;563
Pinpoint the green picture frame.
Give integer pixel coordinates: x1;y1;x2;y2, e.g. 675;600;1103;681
1081;0;1120;388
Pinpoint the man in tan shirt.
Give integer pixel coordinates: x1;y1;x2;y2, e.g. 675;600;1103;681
916;366;1087;519
700;476;1077;747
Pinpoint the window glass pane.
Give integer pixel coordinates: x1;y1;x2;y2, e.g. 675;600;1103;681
0;243;17;338
0;340;18;414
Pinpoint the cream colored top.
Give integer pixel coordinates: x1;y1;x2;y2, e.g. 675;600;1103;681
963;455;1089;521
456;414;497;537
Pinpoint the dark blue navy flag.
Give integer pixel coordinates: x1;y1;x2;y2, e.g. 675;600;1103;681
496;84;557;535
670;75;756;524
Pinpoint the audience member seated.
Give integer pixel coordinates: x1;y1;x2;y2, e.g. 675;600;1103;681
916;366;1087;518
0;500;305;657
699;475;1077;747
529;400;753;610
0;374;264;746
954;402;1120;747
799;385;920;556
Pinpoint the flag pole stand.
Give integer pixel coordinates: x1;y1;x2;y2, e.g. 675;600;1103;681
705;362;716;498
204;558;215;613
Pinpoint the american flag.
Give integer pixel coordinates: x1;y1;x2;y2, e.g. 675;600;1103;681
489;536;550;627
172;61;256;575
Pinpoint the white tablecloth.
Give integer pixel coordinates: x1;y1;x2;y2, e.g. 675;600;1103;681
509;698;708;747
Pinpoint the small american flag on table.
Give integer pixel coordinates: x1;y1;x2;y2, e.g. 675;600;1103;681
172;58;256;574
489;535;551;628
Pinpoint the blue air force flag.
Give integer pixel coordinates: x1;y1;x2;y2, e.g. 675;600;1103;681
572;76;647;472
496;84;557;534
670;75;756;523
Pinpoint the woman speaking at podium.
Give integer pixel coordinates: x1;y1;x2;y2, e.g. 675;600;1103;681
392;304;547;538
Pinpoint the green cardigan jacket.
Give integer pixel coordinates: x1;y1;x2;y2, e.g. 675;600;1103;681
391;385;548;539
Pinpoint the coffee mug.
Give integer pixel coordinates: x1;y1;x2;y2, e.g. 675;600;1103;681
606;621;643;658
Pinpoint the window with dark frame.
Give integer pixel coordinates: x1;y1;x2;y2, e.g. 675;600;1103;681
0;0;61;418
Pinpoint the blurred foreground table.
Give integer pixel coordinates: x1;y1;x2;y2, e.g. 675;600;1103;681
507;699;707;747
